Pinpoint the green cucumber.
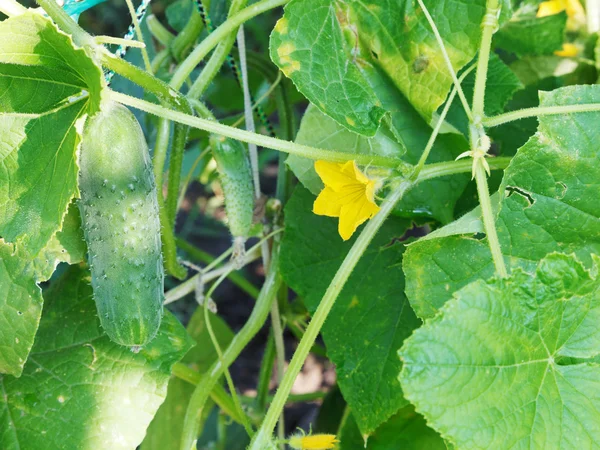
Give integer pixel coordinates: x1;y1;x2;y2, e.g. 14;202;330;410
210;135;254;255
79;101;163;347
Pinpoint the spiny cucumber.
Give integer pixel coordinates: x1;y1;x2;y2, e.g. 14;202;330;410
78;101;163;347
209;135;254;262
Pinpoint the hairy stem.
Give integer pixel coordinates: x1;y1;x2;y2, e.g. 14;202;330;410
483;103;600;127
474;161;508;277
472;0;500;120
170;0;290;90
179;248;282;450
416;157;510;182
109;90;402;167
124;0;152;72
248;182;413;450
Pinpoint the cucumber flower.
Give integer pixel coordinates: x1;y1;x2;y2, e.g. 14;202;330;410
289;433;339;450
537;0;584;18
313;160;380;241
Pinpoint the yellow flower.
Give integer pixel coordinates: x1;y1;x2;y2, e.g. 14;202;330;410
554;42;579;57
313;160;380;241
289;433;339;450
537;0;584;19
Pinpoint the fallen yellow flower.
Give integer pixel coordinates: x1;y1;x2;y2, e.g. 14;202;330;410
554;42;579;57
313;160;380;241
537;0;584;18
289;433;339;450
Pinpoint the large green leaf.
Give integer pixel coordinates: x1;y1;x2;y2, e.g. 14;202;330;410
0;12;103;256
400;253;600;449
271;0;495;135
141;308;234;450
0;266;193;450
0;204;85;376
280;186;420;435
337;405;446;450
404;85;600;319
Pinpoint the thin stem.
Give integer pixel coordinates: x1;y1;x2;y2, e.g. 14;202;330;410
108;90;402;168
177;146;211;210
248;182;413;450
147;14;175;46
94;36;146;48
172;363;252;426
474;161;507;277
416;0;473;121
471;0;500;120
166;122;190;224
187;0;247;100
203;272;254;437
416;157;510;182
483;103;600;127
0;0;26;16
287;320;327;358
124;0;152;72
179;247;282;450
170;7;204;61
36;0;94;46
171;0;290;90
176;238;260;299
150;49;172;78
255;332;276;412
414;63;476;175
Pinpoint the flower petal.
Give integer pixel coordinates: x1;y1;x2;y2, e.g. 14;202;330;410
537;0;565;17
314;160;357;191
554;43;578;57
338;196;380;240
313;187;343;217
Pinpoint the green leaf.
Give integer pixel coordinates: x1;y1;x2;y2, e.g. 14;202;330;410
337;405;446;450
404;85;600;319
280;186;420;435
271;0;493;135
0;266;193;450
495;11;567;56
0;242;43;377
0;203;85;376
141;308;234;450
0;13;103;256
400;253;600;449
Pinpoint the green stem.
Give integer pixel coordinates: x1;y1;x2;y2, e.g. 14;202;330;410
416;157;510;182
416;0;473;120
36;0;93;46
151;49;171;74
187;0;247;99
108;90;401;168
255;331;276;412
94;36;146;48
470;0;507;278
414;63;476;176
472;0;500;120
0;0;26;16
474;161;508;277
176;238;260;299
170;7;204;61
248;182;413;450
286;319;327;358
483;103;600;127
170;0;290;90
172;363;249;425
166;122;190;224
147;15;175;47
180;247;282;450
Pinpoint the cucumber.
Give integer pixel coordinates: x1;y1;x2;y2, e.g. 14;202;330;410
78;101;163;347
210;135;254;255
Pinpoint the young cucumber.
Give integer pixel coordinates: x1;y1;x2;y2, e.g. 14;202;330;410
79;101;164;347
209;135;254;261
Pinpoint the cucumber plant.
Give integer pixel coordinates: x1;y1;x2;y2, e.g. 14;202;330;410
1;0;599;449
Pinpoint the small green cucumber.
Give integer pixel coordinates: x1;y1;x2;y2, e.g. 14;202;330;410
78;101;163;347
209;135;254;254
